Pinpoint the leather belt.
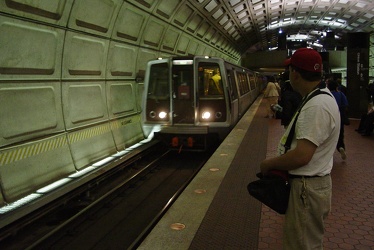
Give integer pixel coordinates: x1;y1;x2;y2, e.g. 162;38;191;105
288;174;330;179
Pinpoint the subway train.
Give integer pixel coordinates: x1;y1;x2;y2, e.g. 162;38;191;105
141;56;265;150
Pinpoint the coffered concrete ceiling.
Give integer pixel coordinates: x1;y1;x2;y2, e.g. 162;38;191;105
194;0;374;53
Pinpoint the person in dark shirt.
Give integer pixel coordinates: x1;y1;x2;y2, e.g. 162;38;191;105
327;80;348;159
337;78;347;96
278;80;302;128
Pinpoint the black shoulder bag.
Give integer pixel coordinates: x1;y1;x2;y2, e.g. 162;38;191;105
247;89;331;214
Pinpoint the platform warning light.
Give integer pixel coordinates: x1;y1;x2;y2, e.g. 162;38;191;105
187;137;193;147
172;137;179;147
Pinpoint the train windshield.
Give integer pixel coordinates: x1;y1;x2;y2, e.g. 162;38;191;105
145;62;170;122
147;63;169;100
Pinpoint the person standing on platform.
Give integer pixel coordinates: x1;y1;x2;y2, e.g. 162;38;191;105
259;48;340;250
279;79;302;129
337;78;347;96
263;77;280;118
327;80;348;160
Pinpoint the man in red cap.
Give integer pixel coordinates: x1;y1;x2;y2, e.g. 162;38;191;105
260;48;340;249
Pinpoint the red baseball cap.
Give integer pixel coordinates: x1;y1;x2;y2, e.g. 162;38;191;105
284;48;322;73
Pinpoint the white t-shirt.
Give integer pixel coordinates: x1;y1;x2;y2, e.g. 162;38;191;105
278;88;340;176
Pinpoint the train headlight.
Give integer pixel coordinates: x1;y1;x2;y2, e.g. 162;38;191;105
202;111;211;120
159;111;167;119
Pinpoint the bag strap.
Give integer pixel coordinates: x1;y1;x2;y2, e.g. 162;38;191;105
284;89;332;151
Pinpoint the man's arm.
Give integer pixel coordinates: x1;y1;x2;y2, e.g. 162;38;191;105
260;139;317;175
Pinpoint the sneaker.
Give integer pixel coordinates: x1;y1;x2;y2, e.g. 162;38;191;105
339;147;346;160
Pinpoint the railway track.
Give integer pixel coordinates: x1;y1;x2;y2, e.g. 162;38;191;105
0;142;217;250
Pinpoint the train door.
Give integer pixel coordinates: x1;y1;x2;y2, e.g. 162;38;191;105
227;68;239;123
171;59;194;124
196;60;227;124
248;70;257;102
236;70;251;117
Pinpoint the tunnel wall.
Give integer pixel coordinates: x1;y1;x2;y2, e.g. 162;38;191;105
0;0;241;204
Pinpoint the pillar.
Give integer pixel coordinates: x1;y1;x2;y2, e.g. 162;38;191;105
346;32;370;118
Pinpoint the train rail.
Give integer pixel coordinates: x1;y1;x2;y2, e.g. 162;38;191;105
0;142;217;249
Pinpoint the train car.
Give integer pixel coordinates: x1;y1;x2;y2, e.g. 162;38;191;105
141;56;262;150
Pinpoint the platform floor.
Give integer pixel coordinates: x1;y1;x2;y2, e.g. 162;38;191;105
139;97;374;250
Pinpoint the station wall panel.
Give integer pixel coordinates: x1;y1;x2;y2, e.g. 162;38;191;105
126;0;157;12
112;3;146;45
172;3;194;28
161;27;180;53
108;82;137;118
106;81;144;150
110;115;144;150
0;82;64;147
67;122;117;170
137;82;144;112
176;34;190;55
62;82;108;130
187;13;204;34
62;31;108;80
196;21;210;38
204;47;212;57
0;134;75;203
141;17;166;49
0;0;73;26
136;48;158;78
0;16;64;80
205;27;217;43
196;43;206;56
187;40;199;56
107;42;138;79
68;0;121;38
211;30;220;45
154;0;180;20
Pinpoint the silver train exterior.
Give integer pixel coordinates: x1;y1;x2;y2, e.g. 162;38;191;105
142;56;264;150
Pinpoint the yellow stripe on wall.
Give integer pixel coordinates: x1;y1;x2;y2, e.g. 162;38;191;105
0;119;140;166
67;123;111;144
0;136;68;166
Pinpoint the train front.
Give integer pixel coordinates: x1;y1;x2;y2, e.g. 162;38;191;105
142;56;230;150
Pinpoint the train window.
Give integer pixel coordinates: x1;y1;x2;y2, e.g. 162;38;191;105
248;71;256;90
148;63;169;100
237;72;250;95
197;62;224;97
